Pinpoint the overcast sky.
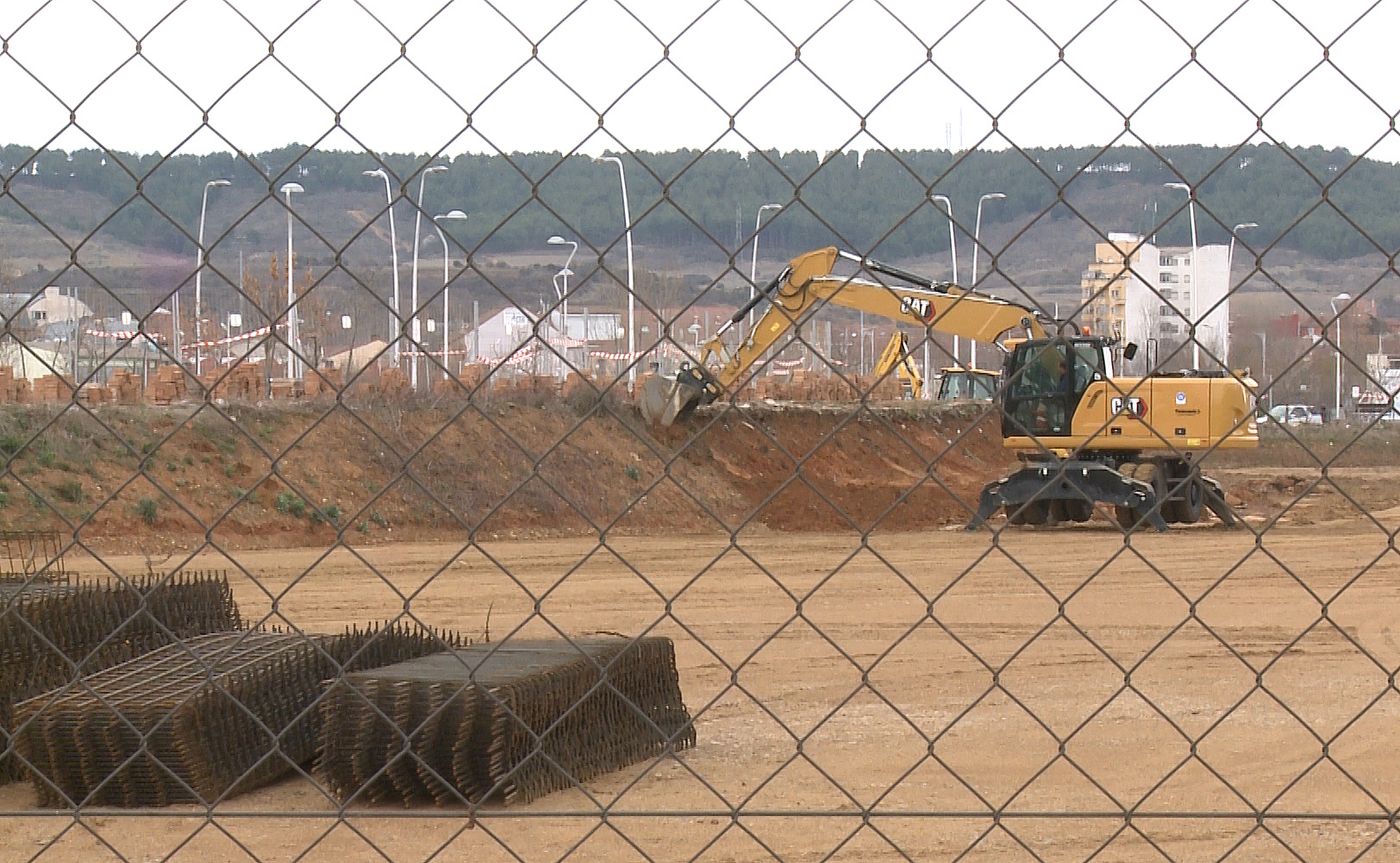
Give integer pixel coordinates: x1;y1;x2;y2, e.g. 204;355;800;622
2;0;1398;162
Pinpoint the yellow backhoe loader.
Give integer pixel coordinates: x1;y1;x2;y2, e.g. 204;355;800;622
872;331;923;399
640;246;1258;530
935;367;998;402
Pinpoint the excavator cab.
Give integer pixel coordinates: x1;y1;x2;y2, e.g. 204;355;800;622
1001;337;1111;438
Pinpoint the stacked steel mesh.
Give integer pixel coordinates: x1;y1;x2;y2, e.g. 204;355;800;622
319;637;694;806
11;620;461;806
0;530;66;583
0;571;242;782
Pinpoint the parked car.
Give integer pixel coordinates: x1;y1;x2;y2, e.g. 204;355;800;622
1263;404;1324;425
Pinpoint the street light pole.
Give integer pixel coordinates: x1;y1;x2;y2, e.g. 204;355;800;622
408;164;449;391
193;178;231;377
1256;331;1270;410
970;192;1005;370
548;235;579;374
1164;182;1199;367
1226;221;1259;368
598;157;636;390
280;182;305;380
435;210;468;380
931;193;957;397
1332;292;1352;421
363;169;402;368
1227;221;1259;276
748;203;783;337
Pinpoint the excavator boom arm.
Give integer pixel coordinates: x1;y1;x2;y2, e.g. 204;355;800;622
640;246;1046;425
709;247;1044;394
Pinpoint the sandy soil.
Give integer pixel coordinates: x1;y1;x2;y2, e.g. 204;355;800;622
5;510;1398;862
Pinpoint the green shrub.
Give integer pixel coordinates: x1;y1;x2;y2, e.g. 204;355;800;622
0;435;23;457
0;489;8;508
370;511;389;528
275;491;307;518
38;449;56;468
54;479;84;504
624;464;642;481
136;497;158;525
309;503;340;525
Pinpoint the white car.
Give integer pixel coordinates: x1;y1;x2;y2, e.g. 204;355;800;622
1264;404;1324;425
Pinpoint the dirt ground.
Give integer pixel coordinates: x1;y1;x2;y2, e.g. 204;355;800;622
5;498;1400;862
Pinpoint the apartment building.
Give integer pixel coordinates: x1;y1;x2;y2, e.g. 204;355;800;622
1080;233;1231;372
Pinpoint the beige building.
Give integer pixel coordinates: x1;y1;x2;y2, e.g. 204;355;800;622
1080;233;1142;340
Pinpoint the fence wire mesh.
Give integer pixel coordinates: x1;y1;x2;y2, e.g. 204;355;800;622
3;0;1400;861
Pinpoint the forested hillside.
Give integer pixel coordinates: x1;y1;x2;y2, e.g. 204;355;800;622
1;143;1396;265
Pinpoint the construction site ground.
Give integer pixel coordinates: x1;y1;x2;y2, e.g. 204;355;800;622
4;403;1400;860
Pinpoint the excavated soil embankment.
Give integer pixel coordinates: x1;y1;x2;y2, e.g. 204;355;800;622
0;401;1007;550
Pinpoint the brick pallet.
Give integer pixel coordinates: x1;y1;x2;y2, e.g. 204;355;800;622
0;368;31;404
147;365;187;405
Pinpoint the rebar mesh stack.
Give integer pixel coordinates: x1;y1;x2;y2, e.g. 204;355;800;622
0;530;66;583
11;620;461;806
320;636;694;807
1;570;243;782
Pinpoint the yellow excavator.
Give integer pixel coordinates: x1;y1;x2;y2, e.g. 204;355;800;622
641;246;1259;530
872;331;923;399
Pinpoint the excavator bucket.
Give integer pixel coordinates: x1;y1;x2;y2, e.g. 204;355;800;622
639;368;709;426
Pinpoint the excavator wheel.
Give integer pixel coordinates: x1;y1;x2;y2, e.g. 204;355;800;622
1007;499;1051;526
1152;464;1179;525
1114;463;1157;530
1059;499;1095;523
1165;473;1205;524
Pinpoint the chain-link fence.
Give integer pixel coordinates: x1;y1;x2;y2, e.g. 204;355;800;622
3;1;1400;861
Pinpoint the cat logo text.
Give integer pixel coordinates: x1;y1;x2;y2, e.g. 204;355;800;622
1110;396;1148;418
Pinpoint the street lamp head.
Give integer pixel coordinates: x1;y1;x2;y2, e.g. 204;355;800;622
1334;292;1353;303
207;178;232;189
424;164;449;175
1164;182;1191;193
362;168;387;179
436;210;469;222
1234;221;1259;232
557;267;574;278
760;203;783;213
981;192;1006;201
547;235;569;245
280;182;304;195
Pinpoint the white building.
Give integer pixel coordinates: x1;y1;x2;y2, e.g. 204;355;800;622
23;286;92;325
0;339;72;380
1083;234;1231;373
467;307;623;376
